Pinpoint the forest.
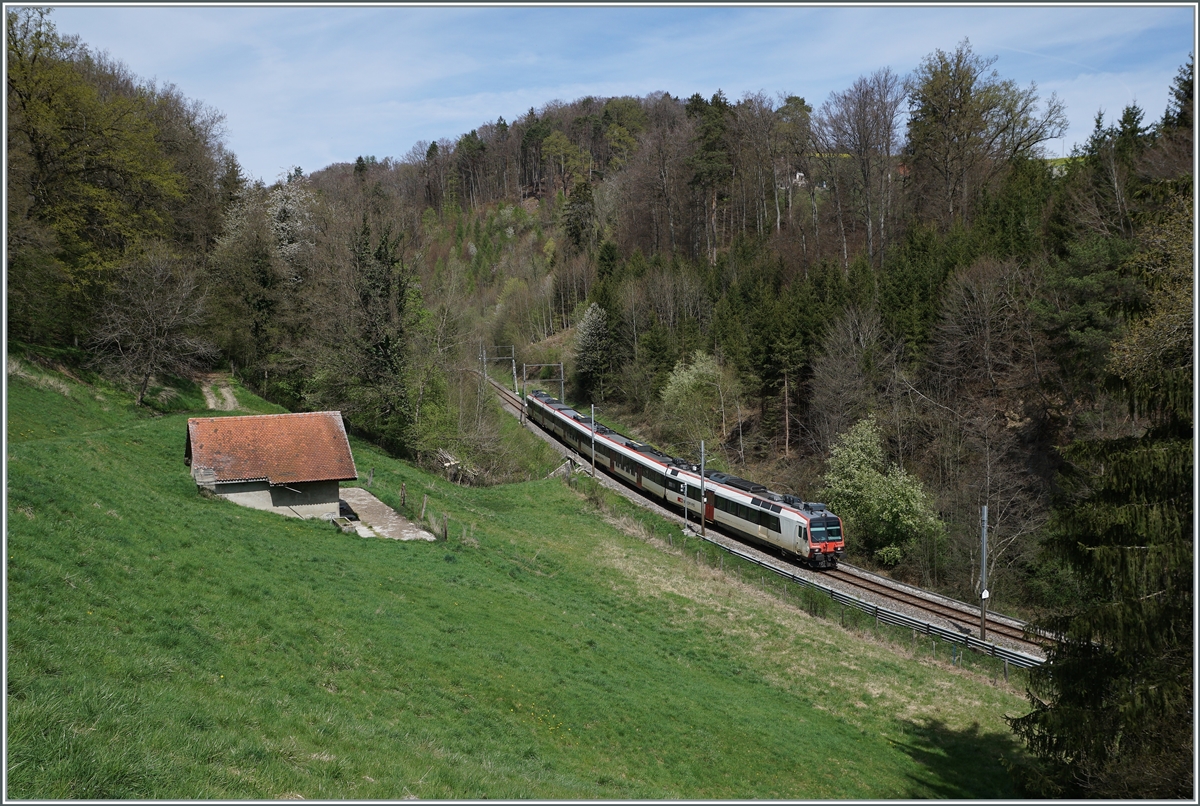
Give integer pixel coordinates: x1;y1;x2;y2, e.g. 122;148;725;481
6;7;1192;797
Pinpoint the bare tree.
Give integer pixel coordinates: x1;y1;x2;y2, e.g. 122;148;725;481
805;305;899;455
727;92;777;238
919;257;1049;600
618;94;693;256
815;68;905;270
90;241;216;404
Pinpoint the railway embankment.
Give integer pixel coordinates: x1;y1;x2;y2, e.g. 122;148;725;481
485;373;1045;667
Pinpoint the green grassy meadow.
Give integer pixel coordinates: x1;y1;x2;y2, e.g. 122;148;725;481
6;357;1032;798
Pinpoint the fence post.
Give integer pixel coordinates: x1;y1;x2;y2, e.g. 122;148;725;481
420;494;427;520
442;513;448;541
401;483;406;507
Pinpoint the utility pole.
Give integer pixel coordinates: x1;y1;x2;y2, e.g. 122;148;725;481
591;404;596;477
784;372;790;459
700;440;706;537
980;505;989;640
520;362;565;403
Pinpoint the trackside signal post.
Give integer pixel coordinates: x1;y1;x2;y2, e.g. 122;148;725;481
979;506;988;638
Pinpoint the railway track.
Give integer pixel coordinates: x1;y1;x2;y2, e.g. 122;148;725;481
486;377;525;413
482;372;1047;665
825;566;1042;649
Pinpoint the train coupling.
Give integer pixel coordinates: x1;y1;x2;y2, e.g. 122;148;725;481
809;551;836;569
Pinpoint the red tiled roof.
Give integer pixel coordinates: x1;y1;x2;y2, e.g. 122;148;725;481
186;411;357;484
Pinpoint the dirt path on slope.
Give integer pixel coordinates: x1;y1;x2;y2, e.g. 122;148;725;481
199;373;238;411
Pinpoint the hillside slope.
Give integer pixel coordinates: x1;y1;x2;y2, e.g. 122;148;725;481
6;359;1030;798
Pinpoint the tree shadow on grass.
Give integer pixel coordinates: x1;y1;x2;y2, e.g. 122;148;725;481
891;717;1026;799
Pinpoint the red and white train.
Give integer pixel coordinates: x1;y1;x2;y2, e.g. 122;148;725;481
525;389;845;569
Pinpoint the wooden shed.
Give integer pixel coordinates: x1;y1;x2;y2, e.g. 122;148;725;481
185;411;358;519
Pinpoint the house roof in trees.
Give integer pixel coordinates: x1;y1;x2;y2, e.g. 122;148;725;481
185;412;358;485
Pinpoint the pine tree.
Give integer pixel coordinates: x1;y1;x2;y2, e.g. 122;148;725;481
1008;193;1193;798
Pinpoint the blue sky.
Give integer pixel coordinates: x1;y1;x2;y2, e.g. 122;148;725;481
46;4;1196;185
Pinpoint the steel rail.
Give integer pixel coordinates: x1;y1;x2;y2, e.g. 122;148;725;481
823;568;1040;648
705;536;1046;669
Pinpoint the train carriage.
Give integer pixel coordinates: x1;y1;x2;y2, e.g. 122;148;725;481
525;390;845;568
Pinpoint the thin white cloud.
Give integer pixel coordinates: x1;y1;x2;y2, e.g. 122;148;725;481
47;4;1195;182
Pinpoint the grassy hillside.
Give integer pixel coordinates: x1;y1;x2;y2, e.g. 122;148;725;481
6;357;1032;799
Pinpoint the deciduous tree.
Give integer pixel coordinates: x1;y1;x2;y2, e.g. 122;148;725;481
822;415;944;567
89;241;215;404
905;39;1066;229
815;68;905;269
573;301;610;401
660;351;741;461
7;7;183;342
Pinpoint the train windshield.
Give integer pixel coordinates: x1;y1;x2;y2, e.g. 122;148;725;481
809;518;842;542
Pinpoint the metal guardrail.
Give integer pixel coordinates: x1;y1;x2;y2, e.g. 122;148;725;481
688;528;1046;669
487;373;1044;670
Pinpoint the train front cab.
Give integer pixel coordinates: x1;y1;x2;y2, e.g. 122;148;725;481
802;514;844;569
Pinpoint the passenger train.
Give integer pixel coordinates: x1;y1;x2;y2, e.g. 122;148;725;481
525;389;845;568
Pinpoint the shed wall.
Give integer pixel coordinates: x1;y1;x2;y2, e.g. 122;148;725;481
211;479;341;519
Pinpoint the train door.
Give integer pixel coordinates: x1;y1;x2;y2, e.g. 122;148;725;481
636;465;643;489
705;490;715;522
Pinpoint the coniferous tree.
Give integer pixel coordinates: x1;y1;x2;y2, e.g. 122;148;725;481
1008;193;1193;799
685;90;733;263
